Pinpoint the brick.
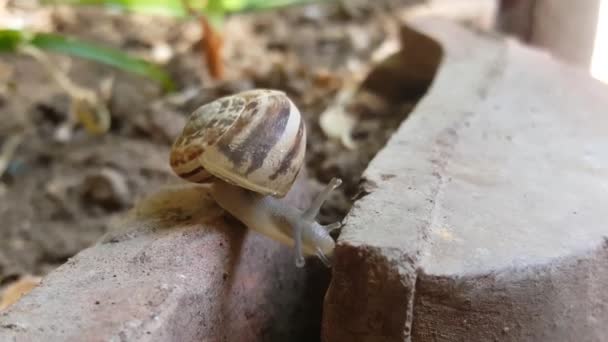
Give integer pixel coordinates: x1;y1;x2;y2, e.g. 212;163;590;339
0;171;329;342
323;18;608;342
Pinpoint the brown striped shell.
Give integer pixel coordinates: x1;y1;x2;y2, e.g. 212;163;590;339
169;89;306;197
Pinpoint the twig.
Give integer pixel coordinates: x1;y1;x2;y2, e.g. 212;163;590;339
180;0;224;80
199;15;224;79
18;45;111;135
19;46;94;101
0;133;24;179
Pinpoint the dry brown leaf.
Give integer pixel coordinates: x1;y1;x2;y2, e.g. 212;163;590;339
319;105;357;150
319;87;358;149
200;15;224;80
0;275;42;311
70;96;111;135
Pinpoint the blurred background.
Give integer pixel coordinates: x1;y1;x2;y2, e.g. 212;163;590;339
0;0;606;307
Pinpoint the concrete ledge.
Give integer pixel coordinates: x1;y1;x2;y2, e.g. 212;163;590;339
0;172;329;341
412;242;608;341
323;18;608;342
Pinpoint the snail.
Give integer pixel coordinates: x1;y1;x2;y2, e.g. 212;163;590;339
169;89;342;267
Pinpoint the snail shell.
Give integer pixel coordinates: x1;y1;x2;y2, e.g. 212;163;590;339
170;89;306;197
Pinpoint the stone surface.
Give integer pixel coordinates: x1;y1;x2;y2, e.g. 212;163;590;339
323;18;608;342
530;0;600;68
400;0;498;31
0;171;330;342
497;0;535;41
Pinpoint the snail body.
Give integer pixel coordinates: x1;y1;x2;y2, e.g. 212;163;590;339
170;89;341;267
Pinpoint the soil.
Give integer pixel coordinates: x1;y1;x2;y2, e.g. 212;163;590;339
0;0;427;285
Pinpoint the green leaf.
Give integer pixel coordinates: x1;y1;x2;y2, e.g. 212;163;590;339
207;13;226;30
42;0;194;17
0;29;28;51
239;0;327;12
42;0;328;16
0;29;174;91
205;0;329;13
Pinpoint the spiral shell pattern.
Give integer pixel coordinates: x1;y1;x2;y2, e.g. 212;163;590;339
170;89;306;197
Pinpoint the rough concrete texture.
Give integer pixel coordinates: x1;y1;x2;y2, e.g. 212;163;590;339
323;18;608;342
0;171;330;342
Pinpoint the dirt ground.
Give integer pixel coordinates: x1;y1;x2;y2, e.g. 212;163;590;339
0;0;427;285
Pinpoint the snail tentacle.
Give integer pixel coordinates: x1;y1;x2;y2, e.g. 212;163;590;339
303;178;342;220
323;222;342;233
